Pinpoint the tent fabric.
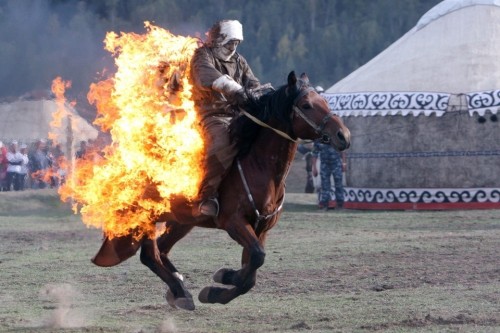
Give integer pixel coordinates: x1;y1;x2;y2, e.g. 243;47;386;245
416;0;500;30
0;100;98;146
325;0;500;114
323;91;450;117
323;89;500;117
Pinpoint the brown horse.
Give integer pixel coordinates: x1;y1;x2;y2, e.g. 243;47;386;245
91;71;351;310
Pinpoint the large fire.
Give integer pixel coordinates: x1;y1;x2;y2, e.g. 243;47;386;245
58;22;204;240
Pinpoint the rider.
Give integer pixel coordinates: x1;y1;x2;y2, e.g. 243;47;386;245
189;19;261;217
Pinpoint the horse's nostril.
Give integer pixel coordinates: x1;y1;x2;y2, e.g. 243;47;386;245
336;130;350;150
337;131;346;143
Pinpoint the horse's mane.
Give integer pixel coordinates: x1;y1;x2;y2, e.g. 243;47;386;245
229;83;299;157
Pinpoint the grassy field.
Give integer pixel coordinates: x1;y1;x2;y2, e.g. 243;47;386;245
0;189;499;333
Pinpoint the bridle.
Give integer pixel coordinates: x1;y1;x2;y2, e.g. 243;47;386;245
291;86;337;144
241;84;337;144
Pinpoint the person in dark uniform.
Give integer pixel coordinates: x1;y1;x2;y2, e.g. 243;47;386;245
312;140;346;209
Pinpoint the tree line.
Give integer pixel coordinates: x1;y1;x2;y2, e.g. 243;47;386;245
0;0;442;117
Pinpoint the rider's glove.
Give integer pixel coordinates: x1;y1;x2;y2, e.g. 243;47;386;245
232;88;249;106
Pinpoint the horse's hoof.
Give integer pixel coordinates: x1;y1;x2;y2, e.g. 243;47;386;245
174;297;195;311
198;286;231;304
213;268;235;284
165;288;195;311
198;286;215;304
165;288;176;308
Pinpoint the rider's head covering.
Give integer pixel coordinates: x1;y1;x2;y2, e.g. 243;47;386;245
206;20;243;47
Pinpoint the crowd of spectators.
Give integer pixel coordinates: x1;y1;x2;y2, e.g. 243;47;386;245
0;138;92;192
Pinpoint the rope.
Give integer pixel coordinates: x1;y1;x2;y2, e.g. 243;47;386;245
240;110;297;142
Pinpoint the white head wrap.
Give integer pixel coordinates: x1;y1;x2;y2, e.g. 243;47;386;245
206;20;244;47
219;20;243;45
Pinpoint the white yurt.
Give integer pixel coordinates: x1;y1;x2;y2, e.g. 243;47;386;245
0;99;98;157
323;0;500;209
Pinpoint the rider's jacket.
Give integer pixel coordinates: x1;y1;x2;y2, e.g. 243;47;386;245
189;45;260;119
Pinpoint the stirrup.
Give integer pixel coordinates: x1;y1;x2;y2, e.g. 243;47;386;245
197;198;219;217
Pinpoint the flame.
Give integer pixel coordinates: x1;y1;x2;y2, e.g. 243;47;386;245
32;155;68;187
59;22;204;240
49;77;73;143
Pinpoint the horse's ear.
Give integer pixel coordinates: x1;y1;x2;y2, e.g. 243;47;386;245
300;72;309;84
287;71;297;87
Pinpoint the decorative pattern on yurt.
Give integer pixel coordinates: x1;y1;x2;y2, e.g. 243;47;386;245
323;0;500;209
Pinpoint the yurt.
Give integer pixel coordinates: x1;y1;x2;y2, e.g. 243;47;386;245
323;0;500;209
0;99;98;157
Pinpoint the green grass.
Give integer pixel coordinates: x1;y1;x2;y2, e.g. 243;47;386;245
0;191;498;332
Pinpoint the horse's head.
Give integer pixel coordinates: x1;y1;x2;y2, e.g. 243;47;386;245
287;71;350;151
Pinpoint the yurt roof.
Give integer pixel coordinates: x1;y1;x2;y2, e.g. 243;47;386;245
0;99;98;146
325;0;500;94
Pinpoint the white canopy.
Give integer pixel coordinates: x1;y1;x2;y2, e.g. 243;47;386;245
326;0;500;94
0;99;98;147
324;0;500;117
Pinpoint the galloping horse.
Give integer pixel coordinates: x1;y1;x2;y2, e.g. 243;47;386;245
92;71;351;310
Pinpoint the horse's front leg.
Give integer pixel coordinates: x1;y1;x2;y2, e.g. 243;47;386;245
198;221;266;304
140;235;195;311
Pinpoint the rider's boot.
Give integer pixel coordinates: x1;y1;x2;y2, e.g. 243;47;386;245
194;197;219;217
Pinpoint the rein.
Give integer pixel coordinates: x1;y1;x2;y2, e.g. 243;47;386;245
240;110;297;142
237;159;285;230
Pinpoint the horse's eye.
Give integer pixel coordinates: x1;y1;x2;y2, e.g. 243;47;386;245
302;103;312;110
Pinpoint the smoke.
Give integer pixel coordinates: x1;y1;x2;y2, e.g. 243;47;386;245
0;1;207;100
0;0;207;121
38;283;89;328
0;0;109;107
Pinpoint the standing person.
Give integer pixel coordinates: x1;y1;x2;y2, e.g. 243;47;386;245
5;140;23;191
30;139;51;189
189;19;262;217
51;143;66;187
297;142;315;193
18;144;29;190
312;140;347;210
0;141;8;191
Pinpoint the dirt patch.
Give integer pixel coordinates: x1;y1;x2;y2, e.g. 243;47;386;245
361;313;499;331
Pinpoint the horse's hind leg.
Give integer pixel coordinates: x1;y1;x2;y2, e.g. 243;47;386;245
155;222;195;306
198;222;266;304
155;223;194;279
140;223;195;310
